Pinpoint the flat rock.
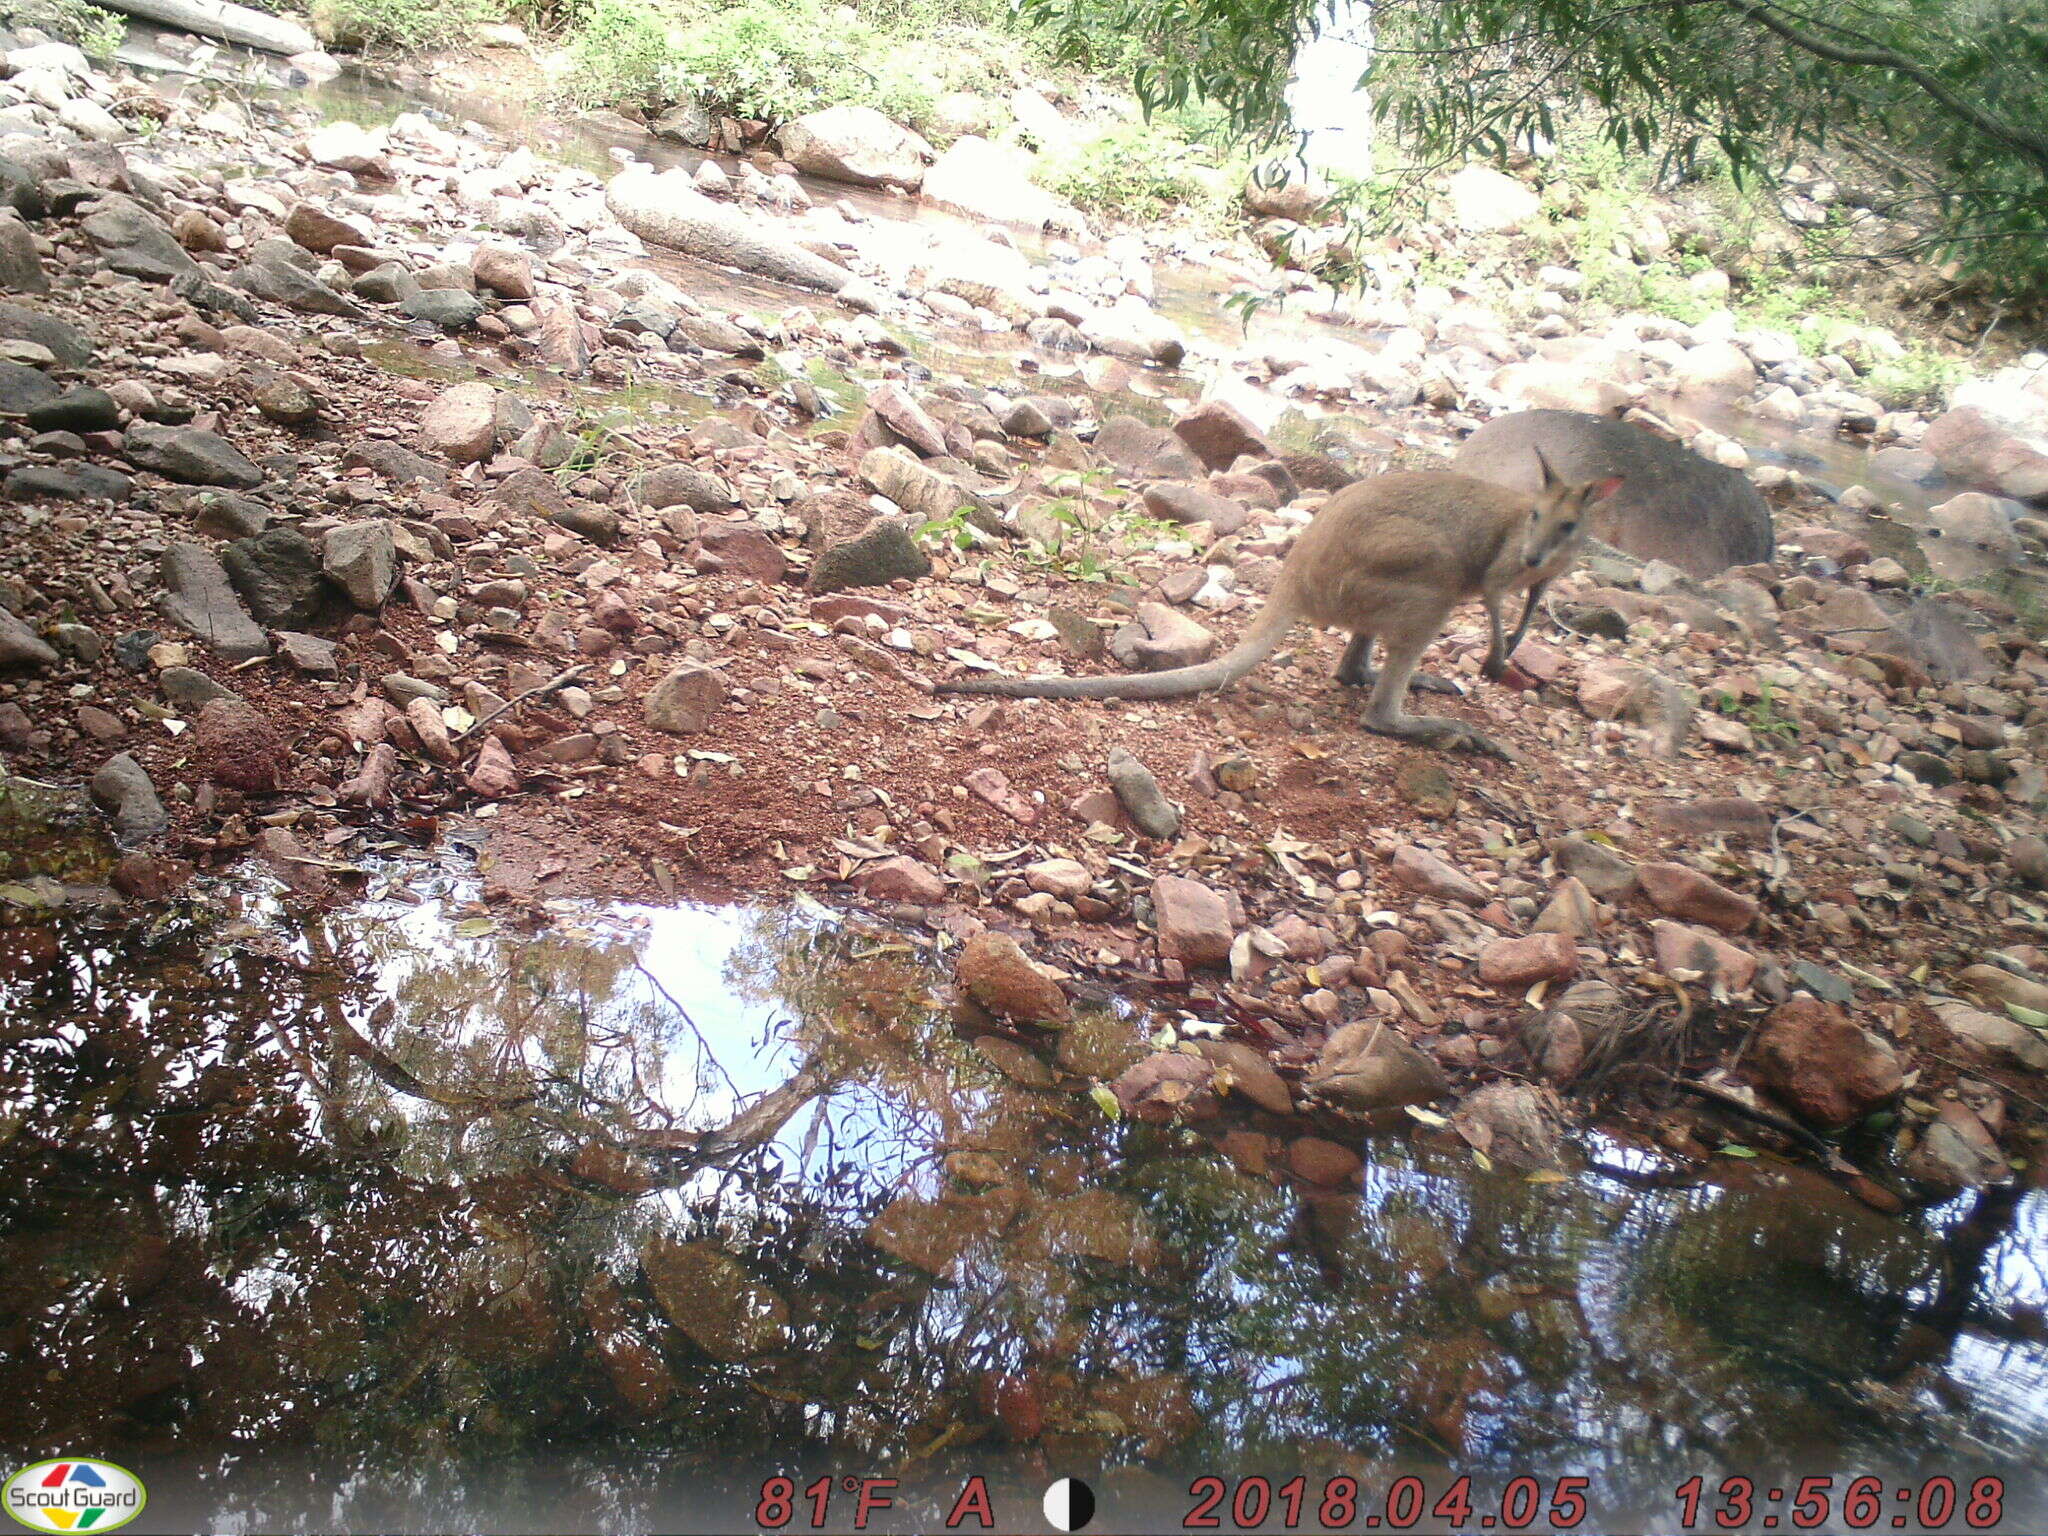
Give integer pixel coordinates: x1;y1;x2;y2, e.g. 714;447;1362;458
125;422;263;488
807;519;929;593
158;541;268;660
1152;874;1234;968
643;662;728;733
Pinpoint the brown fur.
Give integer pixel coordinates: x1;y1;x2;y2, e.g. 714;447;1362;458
936;466;1621;754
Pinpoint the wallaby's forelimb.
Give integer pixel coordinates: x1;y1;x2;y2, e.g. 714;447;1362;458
1484;582;1549;681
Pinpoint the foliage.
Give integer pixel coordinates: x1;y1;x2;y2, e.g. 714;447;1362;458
559;0;1016;129
311;0;495;52
1018;0;2048;304
1;0;124;54
1035;118;1226;221
1861;349;1961;410
1713;680;1801;745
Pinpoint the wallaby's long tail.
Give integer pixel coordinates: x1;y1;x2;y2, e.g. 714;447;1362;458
935;599;1301;700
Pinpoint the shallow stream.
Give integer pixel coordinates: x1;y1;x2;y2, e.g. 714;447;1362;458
4;33;2043;1531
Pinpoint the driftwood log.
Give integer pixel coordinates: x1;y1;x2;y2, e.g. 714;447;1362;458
98;0;317;55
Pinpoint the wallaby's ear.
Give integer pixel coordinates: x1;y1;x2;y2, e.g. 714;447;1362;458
1531;444;1557;491
1587;474;1624;503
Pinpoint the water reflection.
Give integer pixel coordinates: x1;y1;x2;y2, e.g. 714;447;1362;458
1;891;2043;1531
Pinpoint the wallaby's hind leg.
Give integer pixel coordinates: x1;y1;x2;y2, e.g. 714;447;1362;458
1335;630;1461;695
1362;628;1509;757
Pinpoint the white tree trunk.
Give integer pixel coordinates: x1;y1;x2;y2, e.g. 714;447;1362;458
95;0;317;56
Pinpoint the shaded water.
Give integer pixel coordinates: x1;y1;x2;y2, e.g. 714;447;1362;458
3;873;2044;1531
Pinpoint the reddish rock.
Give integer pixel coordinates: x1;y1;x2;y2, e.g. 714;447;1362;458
1172;398;1270;472
416;381;499;464
1191;1038;1294;1115
194;697;288;791
1650;797;1773;841
1650;921;1758;990
1751;996;1902;1129
644;663;728;734
694;522;787;583
405;695;456;763
1152;874;1235;968
964;766;1039;825
1023;858;1092;901
957;931;1070;1024
1638;861;1756;932
253;826;331;899
112;853;194;901
1286;1136;1362;1186
1577;659;1651;719
466;735;518;799
340;741;398;807
1112;1052;1217;1121
1477;932;1580;988
1390;845;1487;904
856;855;946;905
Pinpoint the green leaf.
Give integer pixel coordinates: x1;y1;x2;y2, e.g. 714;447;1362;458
1088;1081;1122;1120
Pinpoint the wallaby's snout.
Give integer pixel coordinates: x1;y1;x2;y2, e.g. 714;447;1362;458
1521;467;1624;572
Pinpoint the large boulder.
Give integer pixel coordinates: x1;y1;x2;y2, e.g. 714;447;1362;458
1454;409;1773;576
1445;164;1540;233
1921;405;2048;503
776;105;932;191
920;136;1083;232
604;166;851;293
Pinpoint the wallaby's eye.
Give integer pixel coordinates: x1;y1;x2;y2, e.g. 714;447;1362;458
1562;521;1577;534
1529;510;1539;522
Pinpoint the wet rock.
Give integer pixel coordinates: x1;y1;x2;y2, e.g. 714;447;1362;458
1933;999;2048;1072
194;697;287;791
606;166;851;293
1287;1136;1361;1186
1107;746;1180;838
1112;1052;1216;1121
1904;1104;2009;1191
978;1035;1056;1088
1095;414;1204;479
1646;921;1761;991
950;933;1064;1028
111;852;193;901
0;605;57;672
1453;1081;1565;1169
807;519;930;593
1152;874;1235;968
1391;845;1486;904
1922;404;2048;502
158;542;269;660
1056;1010;1147;1078
417;381;499;464
777;105;932;190
865;1193;1003;1278
224;527;326;628
90;752;166;841
1079;301;1185;366
1192;1038;1294;1115
1107;602;1214;671
1751;996;1902;1129
322;521;397;610
636;463;736;514
1638;861;1755;932
855;855;946;904
125;422;262;488
643;662;728;733
641;1238;789;1361
1305;1018;1449;1111
3;461;129;502
1477;932;1580;988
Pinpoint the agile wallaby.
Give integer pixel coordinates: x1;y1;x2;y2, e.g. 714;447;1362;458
936;459;1622;755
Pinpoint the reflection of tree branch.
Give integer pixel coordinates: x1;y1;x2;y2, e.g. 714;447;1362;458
631;960;743;1103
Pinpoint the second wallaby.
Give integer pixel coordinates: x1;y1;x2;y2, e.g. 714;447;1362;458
935;459;1622;755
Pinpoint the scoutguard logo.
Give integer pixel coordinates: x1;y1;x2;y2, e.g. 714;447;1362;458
3;1461;146;1533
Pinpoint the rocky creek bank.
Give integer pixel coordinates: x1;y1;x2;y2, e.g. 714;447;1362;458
0;31;2045;1218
